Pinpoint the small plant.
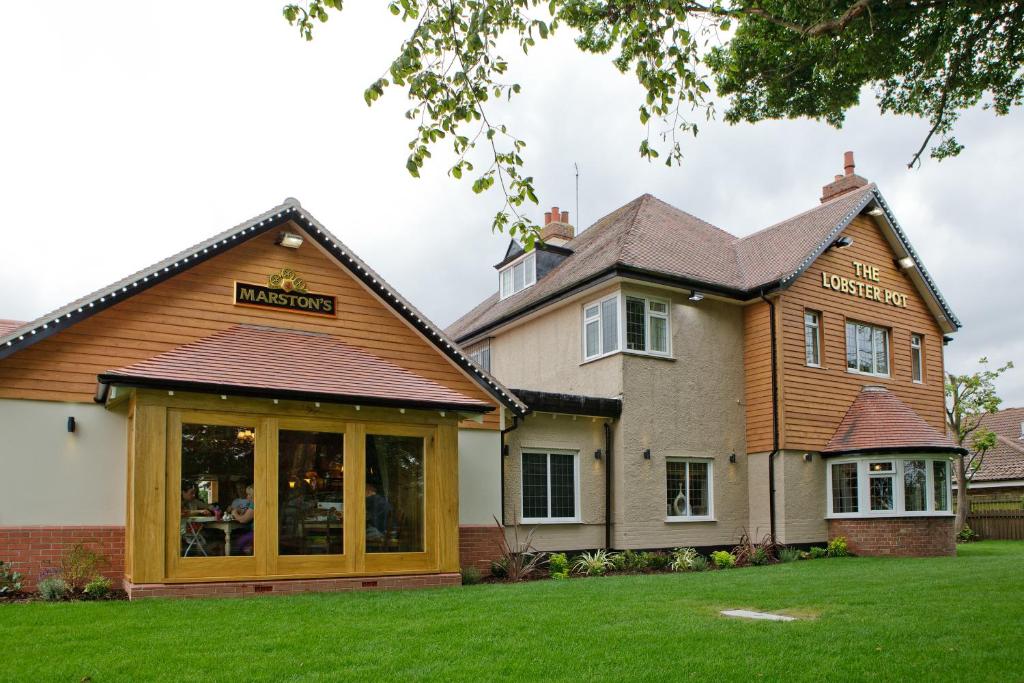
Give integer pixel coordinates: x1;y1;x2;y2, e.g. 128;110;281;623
0;561;23;594
492;517;545;582
60;543;106;592
83;576;113;599
808;546;828;559
827;536;850;558
645;551;670;570
669;547;700;572
778;547;801;563
957;525;979;543
710;550;737;569
689;555;709;572
750;547;770;566
732;531;781;567
609;551;628;572
460;566;482;585
548;552;570;579
489;558;508;579
37;577;69;601
572;550;613;576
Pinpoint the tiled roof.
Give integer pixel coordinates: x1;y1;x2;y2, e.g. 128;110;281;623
447;184;959;341
99;325;494;413
823;386;963;455
968;408;1024;482
0;320;24;336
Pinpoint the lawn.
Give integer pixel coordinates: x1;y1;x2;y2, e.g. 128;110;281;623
2;542;1022;682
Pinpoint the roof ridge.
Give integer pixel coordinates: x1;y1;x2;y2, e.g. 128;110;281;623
614;194;651;264
733;183;876;244
994;433;1024;455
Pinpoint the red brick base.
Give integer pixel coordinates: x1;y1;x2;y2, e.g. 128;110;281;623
125;573;461;600
459;524;504;574
0;526;125;590
828;517;955;557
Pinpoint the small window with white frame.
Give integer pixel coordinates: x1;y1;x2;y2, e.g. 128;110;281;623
498;252;536;300
804;310;822;367
828;457;952;517
583;294;620;361
468;347;490;372
520;450;579;523
665;458;713;521
910;334;924;383
625;296;671;356
845;320;890;377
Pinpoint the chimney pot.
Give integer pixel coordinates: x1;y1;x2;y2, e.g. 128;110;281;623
844;151;855;176
544;211;552;225
561;210;569;224
551;207;559;222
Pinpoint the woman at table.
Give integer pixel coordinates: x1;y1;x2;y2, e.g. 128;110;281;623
230;484;255;556
181;480;211;516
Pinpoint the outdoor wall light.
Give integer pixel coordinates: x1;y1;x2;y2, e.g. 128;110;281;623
830;236;854;249
896;256;916;271
276;231;304;249
867;207;885;217
643;448;652;460
502;444;510;457
803;453;813;462
729;452;737;463
67;416;76;434
594;449;603;461
688;291;704;302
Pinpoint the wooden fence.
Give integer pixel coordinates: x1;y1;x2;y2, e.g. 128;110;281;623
967;510;1024;540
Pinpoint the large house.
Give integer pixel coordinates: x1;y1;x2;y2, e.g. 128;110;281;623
0;153;964;599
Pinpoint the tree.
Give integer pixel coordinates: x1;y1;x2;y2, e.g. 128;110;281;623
282;1;1023;242
945;358;1014;532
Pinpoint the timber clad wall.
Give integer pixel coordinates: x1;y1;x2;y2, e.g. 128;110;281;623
0;223;498;429
743;300;775;454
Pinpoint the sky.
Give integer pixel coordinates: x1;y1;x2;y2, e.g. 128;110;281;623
0;1;1021;405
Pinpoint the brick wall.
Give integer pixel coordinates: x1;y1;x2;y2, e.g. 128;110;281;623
126;573;461;600
459;524;504;573
828;517;955;557
0;526;125;590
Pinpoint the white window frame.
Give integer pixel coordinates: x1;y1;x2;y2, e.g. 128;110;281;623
520;449;581;524
845;320;891;378
468;347;490;373
582;293;620;361
624;295;672;357
826;457;953;519
910;334;924;384
498;252;536;300
664;458;715;522
804;310;821;367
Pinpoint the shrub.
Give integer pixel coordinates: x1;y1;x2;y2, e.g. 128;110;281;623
710;550;737;569
827;537;850;558
0;561;23;594
669;547;700;572
750;547;770;566
460;567;482;585
957;525;979;543
608;552;627;572
808;546;828;559
548;552;570;579
492;517;545;582
37;577;69;602
623;549;647;571
60;544;106;592
732;531;781;567
489;558;508;579
689;555;709;572
83;576;113;599
645;551;670;570
572;550;613;576
778;547;801;563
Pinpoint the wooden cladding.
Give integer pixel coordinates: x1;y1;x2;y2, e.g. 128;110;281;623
752;213;947;453
0;222;498;429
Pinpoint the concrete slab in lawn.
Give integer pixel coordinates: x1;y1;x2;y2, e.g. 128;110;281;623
720;609;796;622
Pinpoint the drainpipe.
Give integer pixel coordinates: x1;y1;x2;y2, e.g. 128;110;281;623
760;292;780;541
499;414;522;526
604;421;613;550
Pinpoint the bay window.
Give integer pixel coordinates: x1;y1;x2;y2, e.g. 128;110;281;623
665;459;713;520
521;450;579;522
846;321;890;377
584;292;672;361
827;457;953;517
499;252;536;299
583;295;619;360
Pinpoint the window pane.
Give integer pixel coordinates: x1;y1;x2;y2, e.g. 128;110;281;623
858;324;873;373
601;298;619;352
522;453;548;518
650;316;668;353
626;297;646;351
585;320;600;358
933;461;949;511
688;462;710;516
831;463;859;513
584;304;599;319
278;430;344;556
180;423;256;558
513;262;525;292
666;461;687;516
649;301;668;314
805;312;820;365
904;460;927;512
525;253;536;285
480;348;491;372
549;454;576;518
912;336;923;382
365;434;424;553
500;269;511;297
875;328;889;375
845;323;858;370
870;476;895;511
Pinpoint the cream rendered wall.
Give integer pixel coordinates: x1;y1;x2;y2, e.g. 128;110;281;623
0;399;126;526
746;451;773;539
503;413;609;551
458;428;502;525
775;450;828;544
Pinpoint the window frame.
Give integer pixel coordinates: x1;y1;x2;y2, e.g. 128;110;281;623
664;457;715;522
804;309;822;368
519;448;581;524
826;457;953;519
910;333;924;384
468;347;491;373
582;293;621;361
624;295;672;357
845;320;891;378
584;292;672;362
498;252;536;300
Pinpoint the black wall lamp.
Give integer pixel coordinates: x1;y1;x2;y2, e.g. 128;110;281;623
642;448;651;460
729;452;737;463
502;444;510;457
67;416;76;434
594;449;603;461
803;453;813;462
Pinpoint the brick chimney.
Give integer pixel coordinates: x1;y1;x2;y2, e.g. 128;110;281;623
540;205;574;246
820;151;868;203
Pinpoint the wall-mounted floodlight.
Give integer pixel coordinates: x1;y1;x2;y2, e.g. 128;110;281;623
688;291;704;302
830;236;854;249
276;232;304;249
897;256;915;270
867;207;885;217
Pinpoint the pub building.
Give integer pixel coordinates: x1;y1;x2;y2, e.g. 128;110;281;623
0;154;965;598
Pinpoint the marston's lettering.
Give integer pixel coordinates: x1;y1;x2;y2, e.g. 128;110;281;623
234;282;336;317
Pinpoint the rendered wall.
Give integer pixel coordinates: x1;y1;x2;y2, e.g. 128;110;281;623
458;428;501;525
0;399;126;526
775;450;828;544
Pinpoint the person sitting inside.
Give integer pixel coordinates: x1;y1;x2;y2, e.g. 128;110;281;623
181;480;211;516
230;484;255;556
365;481;392;544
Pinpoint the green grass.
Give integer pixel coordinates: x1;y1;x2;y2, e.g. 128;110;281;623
2;542;1022;682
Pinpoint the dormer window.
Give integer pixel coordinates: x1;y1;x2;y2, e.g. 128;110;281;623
499;252;536;300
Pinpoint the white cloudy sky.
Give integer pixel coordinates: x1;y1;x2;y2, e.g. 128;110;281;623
0;1;1020;404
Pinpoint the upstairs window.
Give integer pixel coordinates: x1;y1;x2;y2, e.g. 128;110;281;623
804;310;821;367
468;347;491;372
910;334;924;383
583;295;619;360
845;321;890;377
499;252;536;299
625;296;670;355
